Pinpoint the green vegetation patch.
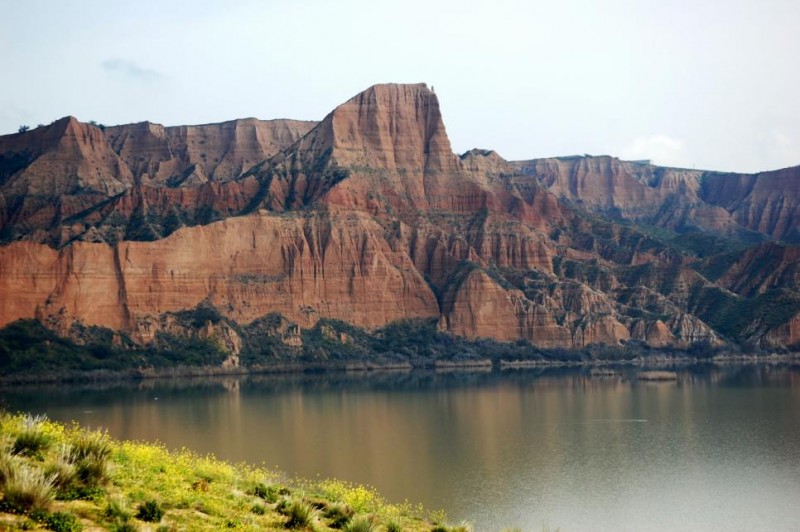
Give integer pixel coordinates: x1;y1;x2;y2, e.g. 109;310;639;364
693;288;800;344
0;321;136;375
0;413;433;531
0;319;227;379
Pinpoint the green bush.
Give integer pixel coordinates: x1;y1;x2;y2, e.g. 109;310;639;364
135;500;163;523
251;503;266;515
253;482;282;502
108;522;138;532
43;511;83;532
54;484;104;501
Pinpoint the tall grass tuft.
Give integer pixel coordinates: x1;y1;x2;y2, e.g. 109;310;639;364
75;453;109;487
0;443;21;483
0;462;56;513
432;524;473;532
71;429;112;462
105;496;133;522
71;429;111;487
385;520;402;532
343;514;377;532
104;496;135;531
323;500;354;528
108;521;138;532
279;497;319;529
12;414;52;458
45;444;77;489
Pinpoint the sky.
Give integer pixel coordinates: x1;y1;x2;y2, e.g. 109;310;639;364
1;0;798;173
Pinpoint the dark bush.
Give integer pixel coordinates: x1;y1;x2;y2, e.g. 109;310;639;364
43;511;83;532
135;500;163;522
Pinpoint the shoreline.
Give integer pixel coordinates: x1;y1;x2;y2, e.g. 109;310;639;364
2;353;797;386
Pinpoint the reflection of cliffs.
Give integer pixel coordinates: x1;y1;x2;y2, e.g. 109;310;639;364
1;83;799;353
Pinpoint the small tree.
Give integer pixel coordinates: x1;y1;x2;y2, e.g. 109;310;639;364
18;125;29;133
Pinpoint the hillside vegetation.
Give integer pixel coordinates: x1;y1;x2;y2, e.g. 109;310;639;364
0;413;450;531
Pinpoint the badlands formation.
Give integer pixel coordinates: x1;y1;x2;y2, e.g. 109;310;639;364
1;83;799;366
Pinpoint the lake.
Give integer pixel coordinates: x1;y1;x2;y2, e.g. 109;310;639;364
3;365;800;531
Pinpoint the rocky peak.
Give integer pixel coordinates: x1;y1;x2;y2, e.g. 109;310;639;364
321;83;457;172
257;83;463;215
0;116;132;197
459;149;512;176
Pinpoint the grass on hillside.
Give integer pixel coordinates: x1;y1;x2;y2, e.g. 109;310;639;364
0;413;465;531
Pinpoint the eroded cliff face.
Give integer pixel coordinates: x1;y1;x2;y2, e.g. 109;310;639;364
0;212;440;342
700;167;800;241
104;118;317;186
1;83;798;353
0;117;134;197
0;117;316;246
0;208;718;350
715;243;800;297
512;156;800;241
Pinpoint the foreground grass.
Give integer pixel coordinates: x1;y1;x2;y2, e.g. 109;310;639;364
0;413;447;531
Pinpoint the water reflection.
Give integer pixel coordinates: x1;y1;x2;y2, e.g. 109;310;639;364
3;364;800;531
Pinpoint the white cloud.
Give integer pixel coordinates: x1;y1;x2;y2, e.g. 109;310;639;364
620;135;690;168
101;59;163;82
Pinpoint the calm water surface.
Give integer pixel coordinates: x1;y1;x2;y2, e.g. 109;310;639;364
3;365;800;531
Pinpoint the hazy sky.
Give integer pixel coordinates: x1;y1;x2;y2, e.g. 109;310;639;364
1;0;798;172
